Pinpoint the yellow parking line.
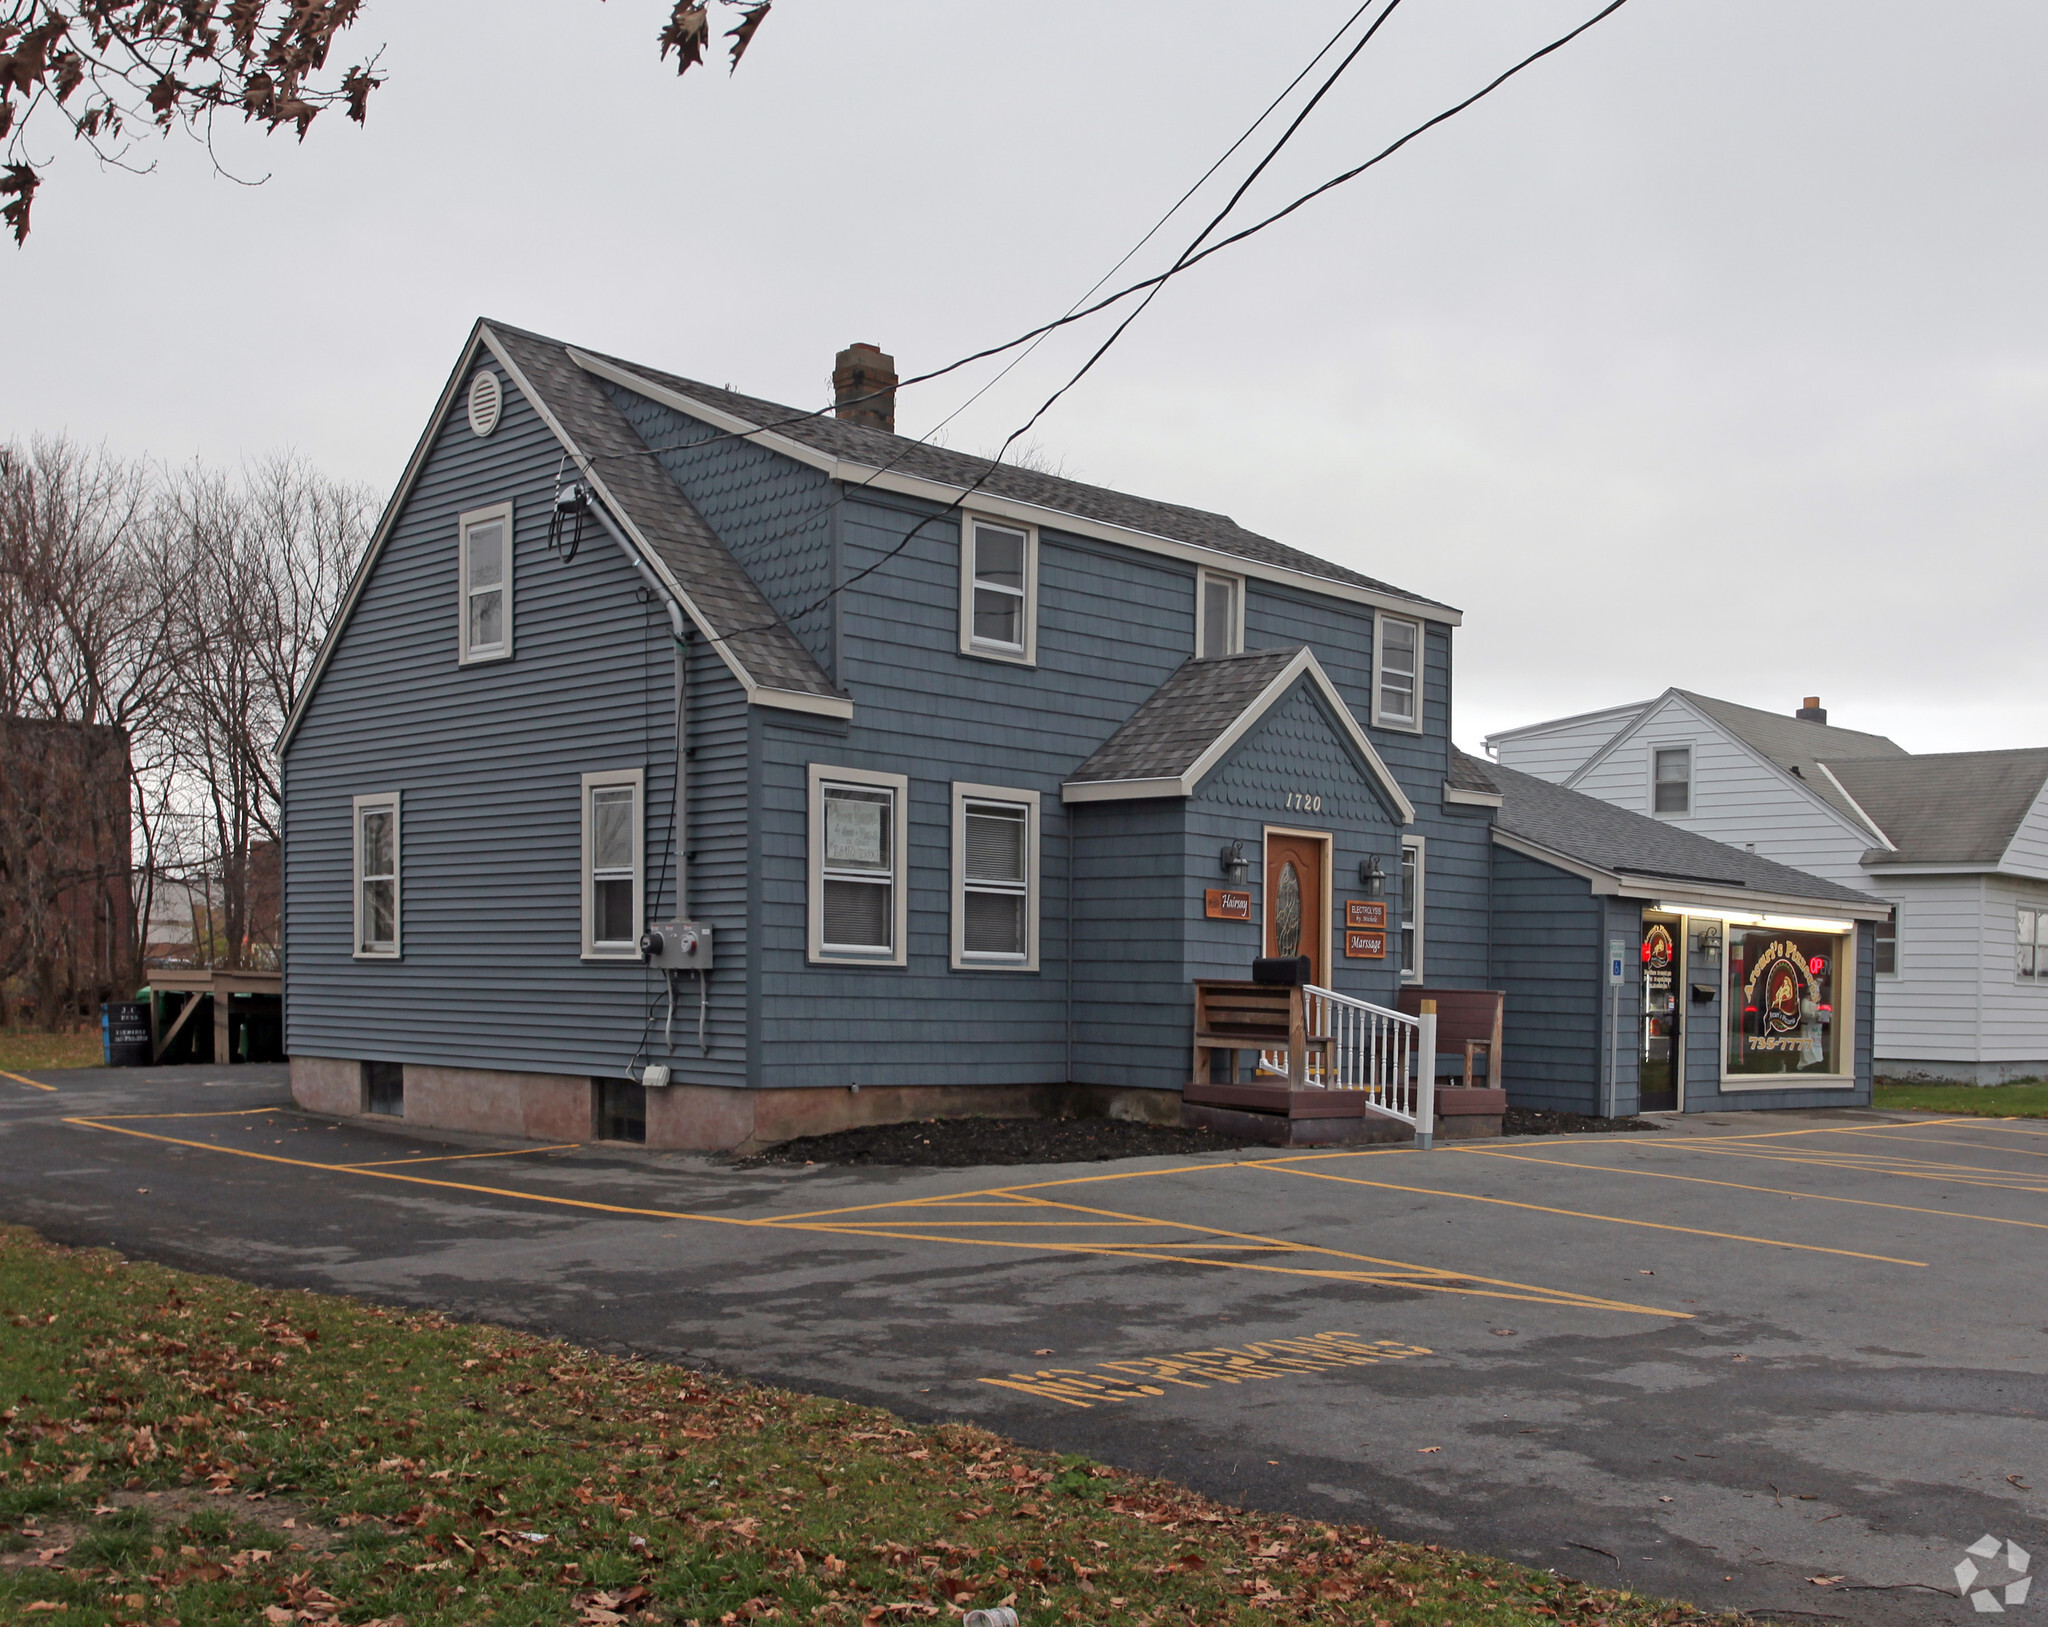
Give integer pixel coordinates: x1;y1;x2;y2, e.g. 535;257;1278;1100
1254;1161;1925;1266
85;1107;283;1121
1459;1144;2048;1231
64;1114;1680;1318
1686;1117;1982;1142
1824;1128;2048;1161
1681;1143;2048;1194
0;1068;57;1092
337;1144;581;1169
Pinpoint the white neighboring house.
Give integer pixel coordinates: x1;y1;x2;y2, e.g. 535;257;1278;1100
1487;691;2048;1084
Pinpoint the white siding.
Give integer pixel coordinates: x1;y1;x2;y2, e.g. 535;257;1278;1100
1980;876;2048;1063
1489;704;1645;783
1999;782;2048;881
1567;695;1875;891
1870;876;1988;1062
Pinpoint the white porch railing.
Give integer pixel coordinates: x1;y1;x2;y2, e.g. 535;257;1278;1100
1263;986;1436;1148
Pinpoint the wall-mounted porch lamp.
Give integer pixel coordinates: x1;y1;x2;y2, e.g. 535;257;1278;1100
1358;854;1386;896
1219;841;1250;885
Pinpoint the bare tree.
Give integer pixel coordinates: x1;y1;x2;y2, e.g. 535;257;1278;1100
2;1;772;242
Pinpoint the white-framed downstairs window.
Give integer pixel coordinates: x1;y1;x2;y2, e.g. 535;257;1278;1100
1399;836;1425;983
2019;905;2048;983
1874;904;1899;977
1652;745;1692;816
457;501;514;664
1196;569;1243;659
959;516;1037;665
580;768;644;960
951;783;1040;971
1373;612;1420;730
352;791;401;959
809;764;909;966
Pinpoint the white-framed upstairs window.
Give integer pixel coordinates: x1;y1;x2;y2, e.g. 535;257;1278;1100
809;764;909;966
951;783;1040;971
1651;745;1692;816
959;516;1037;665
457;501;514;664
1399;836;1425;983
1372;612;1421;731
352;791;401;959
580;768;644;960
1196;569;1243;659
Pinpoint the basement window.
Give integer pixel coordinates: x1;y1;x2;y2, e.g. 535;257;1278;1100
594;1077;646;1143
363;1060;404;1117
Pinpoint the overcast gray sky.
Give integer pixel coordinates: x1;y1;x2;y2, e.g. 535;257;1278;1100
7;0;2042;754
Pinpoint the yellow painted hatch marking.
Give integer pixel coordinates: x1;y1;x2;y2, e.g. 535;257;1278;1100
0;1068;58;1092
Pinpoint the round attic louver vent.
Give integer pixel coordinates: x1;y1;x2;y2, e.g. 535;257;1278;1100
467;369;503;438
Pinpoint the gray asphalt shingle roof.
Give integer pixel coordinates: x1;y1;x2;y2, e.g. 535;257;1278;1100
1491;761;1873;906
1674;690;1905;832
488;324;845;704
1825;749;2048;866
1448;746;1499;795
1067;649;1302;784
573;346;1453;614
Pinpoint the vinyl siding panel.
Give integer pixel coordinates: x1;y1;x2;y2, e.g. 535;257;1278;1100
1486;846;1606;1115
1489;707;1644;783
1869;876;1989;1061
1568;694;1875;892
1978;875;2048;1063
2000;783;2048;881
281;360;750;1083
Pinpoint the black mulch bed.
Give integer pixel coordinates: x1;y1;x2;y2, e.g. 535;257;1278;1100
1503;1106;1660;1136
740;1116;1258;1168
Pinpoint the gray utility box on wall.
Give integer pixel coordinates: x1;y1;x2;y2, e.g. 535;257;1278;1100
639;921;713;971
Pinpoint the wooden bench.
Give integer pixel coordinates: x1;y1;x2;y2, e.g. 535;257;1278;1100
1189;980;1327;1088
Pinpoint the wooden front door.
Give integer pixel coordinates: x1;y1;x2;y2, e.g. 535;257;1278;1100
1264;832;1327;987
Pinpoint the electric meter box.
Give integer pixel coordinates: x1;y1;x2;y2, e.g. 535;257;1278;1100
639;921;713;971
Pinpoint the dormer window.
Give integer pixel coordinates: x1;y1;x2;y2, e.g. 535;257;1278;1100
1197;569;1243;658
960;517;1037;665
1372;613;1420;730
458;502;513;664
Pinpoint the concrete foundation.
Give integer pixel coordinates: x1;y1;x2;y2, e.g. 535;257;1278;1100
289;1056;1181;1153
1876;1058;2048;1087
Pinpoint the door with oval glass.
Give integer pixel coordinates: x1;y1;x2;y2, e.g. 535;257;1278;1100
1639;913;1681;1112
1264;831;1328;987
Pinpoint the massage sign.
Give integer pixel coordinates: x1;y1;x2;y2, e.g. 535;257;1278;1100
1641;923;1675;1010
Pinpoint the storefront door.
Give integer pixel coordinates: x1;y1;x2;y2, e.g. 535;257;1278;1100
1639;914;1681;1112
1265;831;1327;987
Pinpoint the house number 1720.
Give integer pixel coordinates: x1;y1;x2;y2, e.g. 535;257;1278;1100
1284;792;1324;812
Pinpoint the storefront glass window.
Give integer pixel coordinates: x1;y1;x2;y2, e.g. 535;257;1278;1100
1725;929;1846;1076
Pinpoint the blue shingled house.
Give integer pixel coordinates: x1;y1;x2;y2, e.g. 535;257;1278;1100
279;321;1885;1147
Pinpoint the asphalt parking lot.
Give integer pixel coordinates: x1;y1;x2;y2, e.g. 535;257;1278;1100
4;1063;2044;1625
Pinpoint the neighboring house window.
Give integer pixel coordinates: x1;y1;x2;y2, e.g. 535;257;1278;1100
959;517;1037;664
1373;613;1420;730
458;501;514;664
580;769;644;959
352;792;400;958
1399;837;1424;982
1197;570;1243;659
951;783;1040;971
1652;746;1692;816
2019;906;2048;982
808;764;909;965
1874;906;1898;976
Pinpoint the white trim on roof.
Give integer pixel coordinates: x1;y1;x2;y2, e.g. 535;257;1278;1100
1490;828;1891;921
568;348;1461;628
484;330;852;722
1060;648;1416;823
1443;784;1503;808
1482;699;1653;751
1814;761;1896;851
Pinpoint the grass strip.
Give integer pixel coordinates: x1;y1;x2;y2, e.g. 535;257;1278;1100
0;1032;103;1074
1;1225;1742;1626
1874;1080;2048;1117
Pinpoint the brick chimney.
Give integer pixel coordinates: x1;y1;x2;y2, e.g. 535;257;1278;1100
1796;696;1827;724
832;343;896;433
